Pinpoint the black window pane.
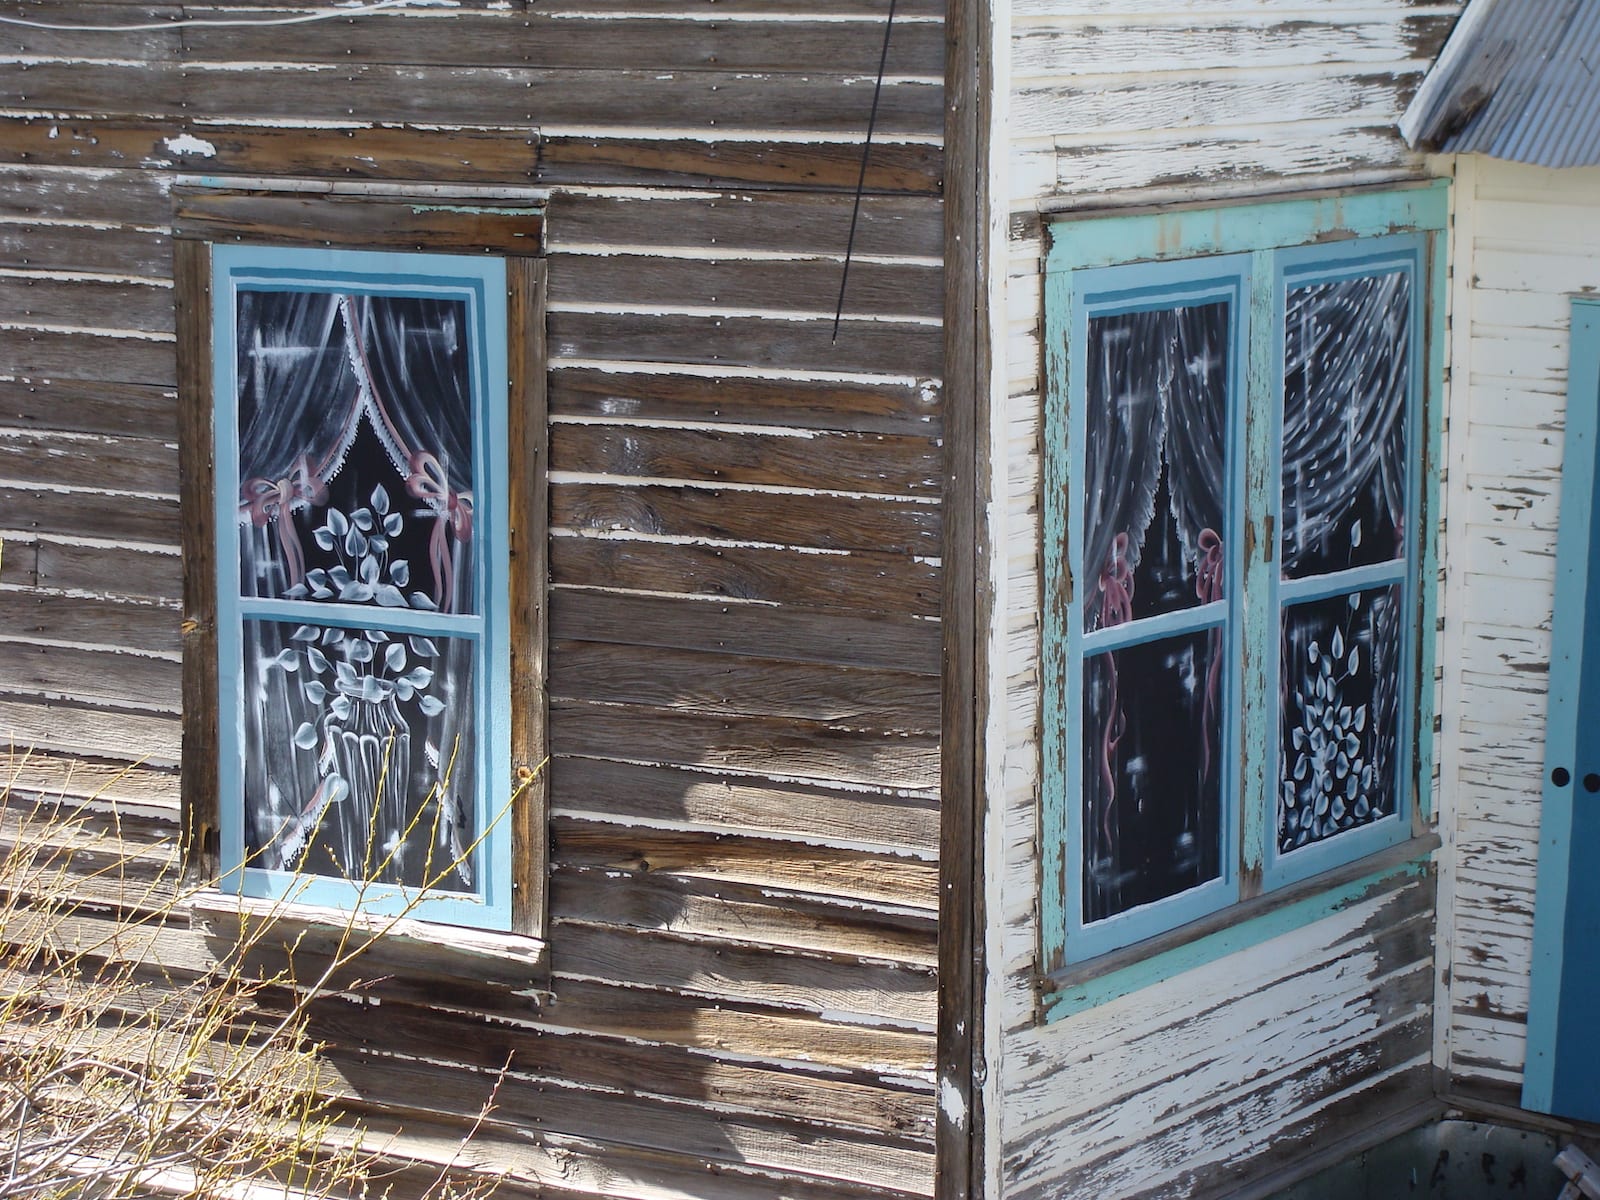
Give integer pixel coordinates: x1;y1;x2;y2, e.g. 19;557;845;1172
1084;301;1230;632
240;619;478;893
1278;586;1401;853
1281;272;1410;579
236;291;477;614
1082;630;1224;923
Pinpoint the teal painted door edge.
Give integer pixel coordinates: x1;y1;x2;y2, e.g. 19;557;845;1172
1523;299;1600;1117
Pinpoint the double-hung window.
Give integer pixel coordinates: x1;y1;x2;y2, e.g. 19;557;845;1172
1041;186;1446;986
176;191;548;937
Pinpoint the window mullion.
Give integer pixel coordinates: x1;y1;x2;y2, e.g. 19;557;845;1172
1238;249;1278;899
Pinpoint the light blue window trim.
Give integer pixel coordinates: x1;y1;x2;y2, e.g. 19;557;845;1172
212;244;513;931
1041;187;1446;997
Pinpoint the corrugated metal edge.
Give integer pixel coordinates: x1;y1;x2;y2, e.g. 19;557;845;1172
1402;0;1600;168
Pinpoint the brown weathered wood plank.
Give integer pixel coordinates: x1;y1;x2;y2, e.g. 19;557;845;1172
549;588;941;674
0;378;176;440
0;640;178;711
0;276;174;336
552;921;937;1029
549;537;940;616
548;640;940;728
172;189;543;254
548;367;943;436
547;310;943;378
545;192;943;259
550;252;943;320
0;590;180;655
552;866;937;964
0;485;178;544
551;817;938;907
508;256;549;940
0;430;176;494
551;700;939;791
172;237;217;879
0;697;179;764
0;116;942;195
0;328;175;387
0;221;171;278
34;538;179;600
549;757;939;850
551;482;939;555
180;13;945;76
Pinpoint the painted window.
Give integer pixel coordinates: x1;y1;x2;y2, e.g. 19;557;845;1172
1043;188;1445;975
213;247;513;928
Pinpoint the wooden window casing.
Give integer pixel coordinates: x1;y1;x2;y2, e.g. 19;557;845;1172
176;190;548;941
1039;185;1449;1013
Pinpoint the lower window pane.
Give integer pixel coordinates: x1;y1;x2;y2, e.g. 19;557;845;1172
240;619;478;893
1082;631;1224;923
1278;586;1401;853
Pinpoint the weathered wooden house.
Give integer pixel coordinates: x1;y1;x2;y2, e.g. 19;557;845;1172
10;0;1600;1196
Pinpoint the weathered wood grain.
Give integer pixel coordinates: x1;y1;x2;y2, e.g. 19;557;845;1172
552;817;938;907
549;421;942;497
33;538;179;600
508;256;549;940
550;536;940;616
179;11;945;76
172;189;543;254
547;310;944;379
0;485;178;544
0;639;178;711
0;221;172;279
545;191;943;259
550;252;944;321
0;588;177;654
0;429;176;494
2;61;942;137
551;701;939;791
0;696;179;764
0;378;176;440
552;867;937;963
549;757;939;851
548;367;943;437
551;482;940;555
548;639;940;728
549;587;940;674
0;115;941;195
551;921;937;1029
0;275;174;336
542;975;935;1076
0;328;175;387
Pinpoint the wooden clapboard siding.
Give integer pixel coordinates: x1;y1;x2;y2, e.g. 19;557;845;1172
1435;158;1600;1112
988;5;1461;1198
0;0;946;1196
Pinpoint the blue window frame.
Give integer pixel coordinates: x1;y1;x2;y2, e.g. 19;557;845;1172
1042;187;1447;987
212;245;514;930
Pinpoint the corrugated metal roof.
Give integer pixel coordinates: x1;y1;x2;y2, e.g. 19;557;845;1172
1401;0;1600;167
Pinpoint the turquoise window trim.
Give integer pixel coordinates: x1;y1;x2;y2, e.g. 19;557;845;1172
1522;298;1600;1115
1041;187;1447;1001
212;244;514;931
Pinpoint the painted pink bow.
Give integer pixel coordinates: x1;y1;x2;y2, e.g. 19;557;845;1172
240;457;327;588
1195;527;1224;785
405;450;473;611
1096;532;1134;855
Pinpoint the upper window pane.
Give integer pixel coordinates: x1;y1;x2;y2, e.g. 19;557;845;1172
1084;300;1231;632
236;291;477;616
1280;272;1411;579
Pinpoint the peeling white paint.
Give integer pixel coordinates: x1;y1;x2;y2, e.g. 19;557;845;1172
162;133;217;158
